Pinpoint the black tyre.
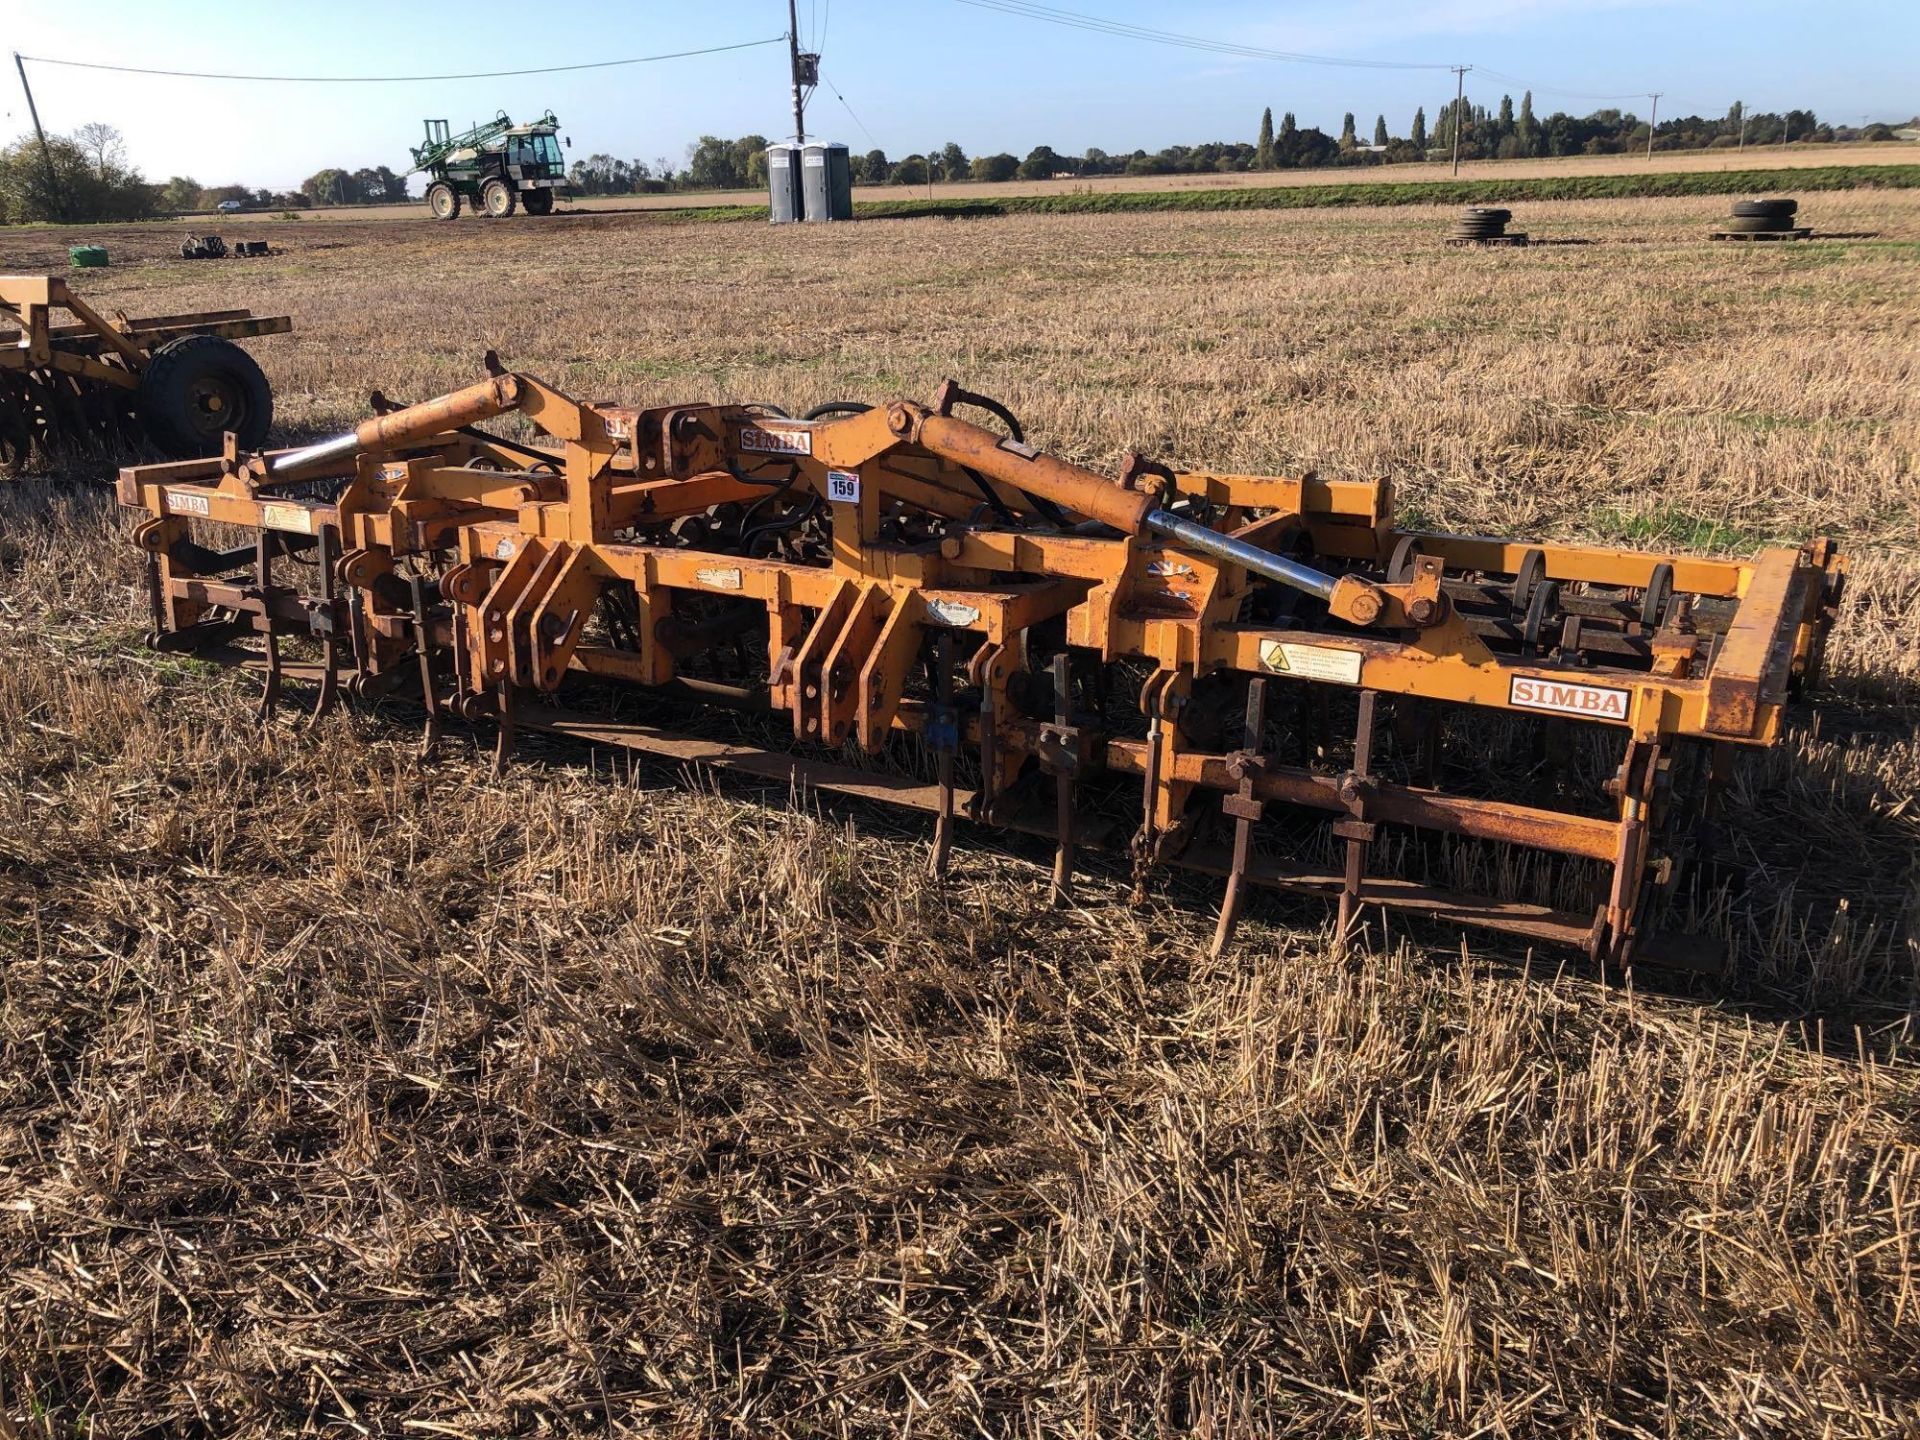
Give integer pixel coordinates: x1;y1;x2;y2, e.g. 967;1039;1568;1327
1463;206;1512;223
137;335;272;458
427;182;461;221
1732;197;1796;219
523;187;554;215
482;180;517;218
802;400;873;420
1718;214;1793;233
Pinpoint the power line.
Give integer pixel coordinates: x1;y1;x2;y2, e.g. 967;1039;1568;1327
819;71;879;148
14;35;786;84
948;0;1454;70
1471;65;1656;106
949;3;1672;122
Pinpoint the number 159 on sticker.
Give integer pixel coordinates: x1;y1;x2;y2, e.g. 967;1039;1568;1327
827;469;862;504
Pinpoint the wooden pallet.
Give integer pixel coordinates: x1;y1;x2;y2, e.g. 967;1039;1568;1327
1709;227;1814;242
1445;233;1530;247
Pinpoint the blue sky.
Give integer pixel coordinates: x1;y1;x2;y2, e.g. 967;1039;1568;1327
4;0;1914;190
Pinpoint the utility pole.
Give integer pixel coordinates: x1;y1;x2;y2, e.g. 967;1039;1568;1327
1737;100;1746;150
786;0;815;144
13;52;64;221
1646;93;1661;160
1450;65;1470;176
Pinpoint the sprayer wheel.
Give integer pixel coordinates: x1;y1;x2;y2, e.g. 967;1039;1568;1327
523;188;554;216
482;180;517;218
427;183;461;221
137;335;273;458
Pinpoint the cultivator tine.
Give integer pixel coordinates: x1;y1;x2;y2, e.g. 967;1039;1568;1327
492;682;517;777
968;643;1003;825
1130;672;1174;907
927;632;956;880
255;533;282;723
410;574;442;760
1601;740;1663;968
1210;678;1269;959
310;525;343;722
1046;651;1077;905
1335;692;1381;945
107;365;1844;972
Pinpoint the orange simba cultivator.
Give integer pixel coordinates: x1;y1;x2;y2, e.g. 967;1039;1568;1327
116;365;1843;971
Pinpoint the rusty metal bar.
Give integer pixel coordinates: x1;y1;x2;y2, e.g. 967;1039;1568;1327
272;374;523;477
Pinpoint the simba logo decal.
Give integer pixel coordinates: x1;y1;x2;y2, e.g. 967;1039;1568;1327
165;489;211;516
1509;675;1630;720
739;424;812;456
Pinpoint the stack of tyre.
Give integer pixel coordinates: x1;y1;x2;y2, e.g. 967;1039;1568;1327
1448;206;1525;245
1717;197;1800;235
179;234;228;261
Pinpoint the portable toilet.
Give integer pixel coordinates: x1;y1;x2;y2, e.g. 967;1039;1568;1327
801;141;854;222
766;141;804;225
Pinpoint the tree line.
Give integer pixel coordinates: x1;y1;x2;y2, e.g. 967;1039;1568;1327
600;102;1906;197
0;122;420;222
4;105;1914;223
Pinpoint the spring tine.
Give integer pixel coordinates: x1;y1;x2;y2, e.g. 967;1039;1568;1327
1130;672;1170;907
928;632;955;879
1050;650;1075;906
143;542;166;638
1210;677;1269;959
972;644;999;824
410;573;441;760
310;525;341;722
1601;739;1660;969
1335;692;1381;944
255;532;281;723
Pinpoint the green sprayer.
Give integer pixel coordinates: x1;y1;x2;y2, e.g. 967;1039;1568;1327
409;111;568;220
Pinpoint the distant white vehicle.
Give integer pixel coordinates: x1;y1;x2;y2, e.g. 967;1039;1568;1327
216;199;245;214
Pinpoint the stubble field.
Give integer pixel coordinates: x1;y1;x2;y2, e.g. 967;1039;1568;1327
2;192;1917;1437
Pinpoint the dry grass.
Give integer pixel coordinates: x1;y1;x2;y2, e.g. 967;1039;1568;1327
1;194;1917;1437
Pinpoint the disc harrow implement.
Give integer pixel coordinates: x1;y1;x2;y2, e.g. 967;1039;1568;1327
116;367;1843;971
2;275;290;469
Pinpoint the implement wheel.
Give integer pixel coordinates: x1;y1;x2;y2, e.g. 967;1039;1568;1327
482;180;517;218
522;188;554;216
137;335;272;458
427;183;461;221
